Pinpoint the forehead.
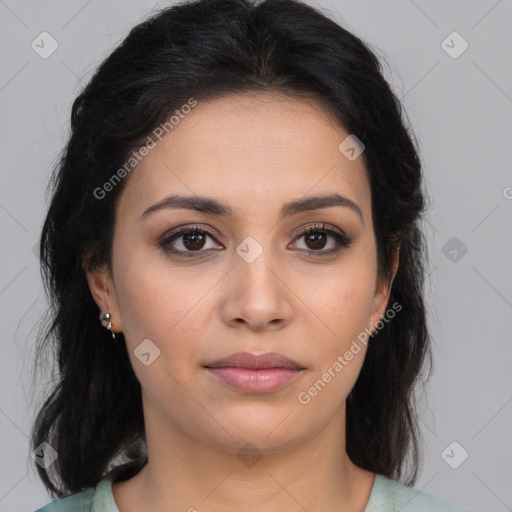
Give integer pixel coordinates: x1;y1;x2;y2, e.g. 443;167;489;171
117;92;371;222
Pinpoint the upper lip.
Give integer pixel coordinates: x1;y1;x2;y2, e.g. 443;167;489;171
204;351;305;370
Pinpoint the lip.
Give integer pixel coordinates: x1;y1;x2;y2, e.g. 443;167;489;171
204;351;305;370
204;351;306;393
206;367;304;393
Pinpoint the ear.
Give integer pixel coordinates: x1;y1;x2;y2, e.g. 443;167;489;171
84;262;123;334
369;242;400;334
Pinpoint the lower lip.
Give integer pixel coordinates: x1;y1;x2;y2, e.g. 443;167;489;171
205;367;304;393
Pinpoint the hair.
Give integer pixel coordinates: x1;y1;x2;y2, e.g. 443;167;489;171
31;0;432;498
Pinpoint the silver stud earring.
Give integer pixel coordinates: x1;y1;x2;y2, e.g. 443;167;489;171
101;313;116;339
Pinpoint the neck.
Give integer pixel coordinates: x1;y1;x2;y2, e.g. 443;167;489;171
112;401;375;512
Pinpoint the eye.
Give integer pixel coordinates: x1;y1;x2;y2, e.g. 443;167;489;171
159;223;353;259
159;225;222;258
290;224;354;257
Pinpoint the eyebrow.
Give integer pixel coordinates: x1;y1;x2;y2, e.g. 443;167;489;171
140;192;364;224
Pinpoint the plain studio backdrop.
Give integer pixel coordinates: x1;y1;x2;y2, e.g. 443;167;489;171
0;1;511;511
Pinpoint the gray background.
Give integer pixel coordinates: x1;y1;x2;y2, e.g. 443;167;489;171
1;1;511;511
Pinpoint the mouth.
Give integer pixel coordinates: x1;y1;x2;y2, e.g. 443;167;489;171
204;351;305;370
203;352;306;393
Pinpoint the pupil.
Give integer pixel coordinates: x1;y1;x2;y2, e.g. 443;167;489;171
184;232;205;250
307;232;325;250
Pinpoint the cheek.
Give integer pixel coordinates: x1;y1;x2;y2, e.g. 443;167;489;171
112;244;213;371
112;264;208;409
331;281;374;339
115;267;198;346
297;275;373;409
298;256;376;402
308;265;376;346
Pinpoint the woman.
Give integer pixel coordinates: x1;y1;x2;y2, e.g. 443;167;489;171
31;0;472;510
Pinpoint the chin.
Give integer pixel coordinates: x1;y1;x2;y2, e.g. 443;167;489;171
218;410;305;446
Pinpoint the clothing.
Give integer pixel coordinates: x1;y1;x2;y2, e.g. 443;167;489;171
34;473;472;511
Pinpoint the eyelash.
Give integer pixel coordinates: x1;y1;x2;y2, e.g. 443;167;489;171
159;223;354;259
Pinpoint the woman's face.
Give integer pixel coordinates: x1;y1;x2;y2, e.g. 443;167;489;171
88;92;398;455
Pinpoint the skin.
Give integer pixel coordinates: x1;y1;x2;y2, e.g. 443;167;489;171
87;91;399;512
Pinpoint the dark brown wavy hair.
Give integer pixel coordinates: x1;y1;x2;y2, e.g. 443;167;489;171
31;0;432;498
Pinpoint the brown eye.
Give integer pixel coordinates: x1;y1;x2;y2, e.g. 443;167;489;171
291;225;354;257
160;225;222;258
304;231;328;250
181;231;207;250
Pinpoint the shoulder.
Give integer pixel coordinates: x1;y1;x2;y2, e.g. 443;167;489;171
366;474;473;512
34;478;117;512
33;487;95;512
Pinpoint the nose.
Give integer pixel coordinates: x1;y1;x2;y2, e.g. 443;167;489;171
219;247;294;332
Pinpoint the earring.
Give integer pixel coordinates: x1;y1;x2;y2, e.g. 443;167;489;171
101;313;116;339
